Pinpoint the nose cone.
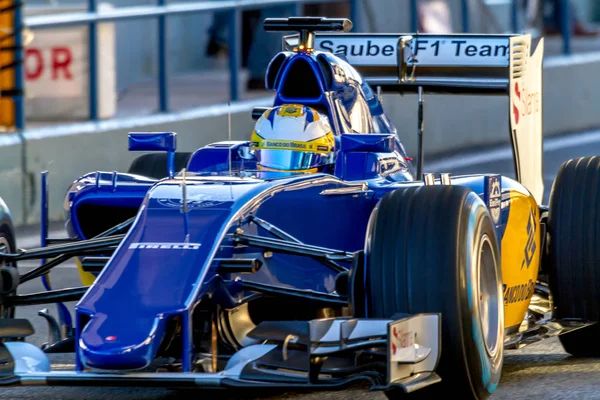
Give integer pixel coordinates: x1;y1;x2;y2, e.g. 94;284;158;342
78;313;166;371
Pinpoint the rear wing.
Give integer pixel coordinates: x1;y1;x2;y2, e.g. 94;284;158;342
282;33;533;94
283;32;545;203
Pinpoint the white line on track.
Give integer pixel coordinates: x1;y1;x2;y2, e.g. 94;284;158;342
426;128;600;171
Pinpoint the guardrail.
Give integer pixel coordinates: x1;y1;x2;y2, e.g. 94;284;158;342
16;0;573;132
19;0;358;131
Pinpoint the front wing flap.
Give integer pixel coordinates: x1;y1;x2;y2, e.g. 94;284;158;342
0;313;441;394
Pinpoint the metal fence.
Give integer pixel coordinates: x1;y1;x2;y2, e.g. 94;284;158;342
16;0;573;131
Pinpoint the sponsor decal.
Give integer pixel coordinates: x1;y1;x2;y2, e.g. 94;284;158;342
129;243;201;250
254;139;332;153
262;140;309;150
390;325;416;362
488;176;501;224
512;83;520;125
405;38;510;67
318;39;395;56
157;193;231;209
312;35;510;67
521;209;537;269
512;81;540;126
503;280;535;305
316;38;397;66
412;39;509;58
278;104;304;117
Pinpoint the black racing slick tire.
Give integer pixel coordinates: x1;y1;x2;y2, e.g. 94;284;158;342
0;215;18;320
547;156;600;357
365;185;504;400
127;152;192;180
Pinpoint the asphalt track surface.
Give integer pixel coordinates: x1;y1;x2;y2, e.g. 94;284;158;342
4;129;600;400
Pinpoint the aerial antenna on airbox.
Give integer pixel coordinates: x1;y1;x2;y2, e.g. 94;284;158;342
182;168;187;213
181;167;190;239
228;101;233;199
417;86;425;179
228;101;232;177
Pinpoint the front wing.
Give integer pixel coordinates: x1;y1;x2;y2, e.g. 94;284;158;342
0;314;441;394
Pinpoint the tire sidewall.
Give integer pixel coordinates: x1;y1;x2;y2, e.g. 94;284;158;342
459;193;504;397
0;221;16;320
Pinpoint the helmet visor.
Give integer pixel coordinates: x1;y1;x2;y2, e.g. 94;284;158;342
256;149;332;172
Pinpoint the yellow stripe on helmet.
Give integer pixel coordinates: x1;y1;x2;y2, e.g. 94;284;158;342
258;165;319;173
251;132;334;153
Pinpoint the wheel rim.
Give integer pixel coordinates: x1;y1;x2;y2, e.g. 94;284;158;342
478;234;500;358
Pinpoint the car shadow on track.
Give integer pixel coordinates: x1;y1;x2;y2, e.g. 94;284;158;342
502;353;600;374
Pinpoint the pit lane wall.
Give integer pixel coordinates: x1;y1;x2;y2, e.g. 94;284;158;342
5;51;600;227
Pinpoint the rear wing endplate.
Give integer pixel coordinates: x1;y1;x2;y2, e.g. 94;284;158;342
283;33;545;203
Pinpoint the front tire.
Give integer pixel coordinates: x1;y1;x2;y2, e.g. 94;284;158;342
547;156;600;356
365;185;504;399
0;216;18;320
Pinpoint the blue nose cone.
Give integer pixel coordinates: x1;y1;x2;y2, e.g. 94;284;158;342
78;313;167;370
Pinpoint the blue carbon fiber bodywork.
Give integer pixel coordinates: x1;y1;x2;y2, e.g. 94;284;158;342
57;45;525;372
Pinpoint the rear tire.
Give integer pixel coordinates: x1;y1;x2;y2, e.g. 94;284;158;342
128;152;192;180
365;185;504;400
547;156;600;356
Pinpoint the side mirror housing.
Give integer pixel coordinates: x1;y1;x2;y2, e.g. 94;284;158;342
128;132;177;178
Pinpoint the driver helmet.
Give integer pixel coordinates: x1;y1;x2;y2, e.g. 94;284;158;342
250;104;335;174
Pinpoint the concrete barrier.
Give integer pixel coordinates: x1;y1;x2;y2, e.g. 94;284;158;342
24;3;117;121
9;51;600;227
22;98;272;225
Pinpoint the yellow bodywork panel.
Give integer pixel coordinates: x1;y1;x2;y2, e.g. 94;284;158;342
76;257;97;287
501;189;541;329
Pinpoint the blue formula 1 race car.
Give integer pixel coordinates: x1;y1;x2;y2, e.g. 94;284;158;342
0;17;599;400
